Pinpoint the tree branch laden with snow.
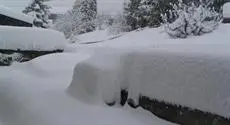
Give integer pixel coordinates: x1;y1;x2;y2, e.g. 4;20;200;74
23;0;51;28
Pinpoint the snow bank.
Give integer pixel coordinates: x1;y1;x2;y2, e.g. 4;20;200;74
0;52;175;125
68;47;230;118
0;26;67;51
0;5;33;24
71;24;230;49
73;30;113;43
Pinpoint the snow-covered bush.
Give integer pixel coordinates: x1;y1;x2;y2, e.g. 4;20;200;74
23;0;51;28
0;53;24;66
162;0;222;38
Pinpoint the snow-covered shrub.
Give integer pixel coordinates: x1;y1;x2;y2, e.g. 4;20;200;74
23;0;51;28
0;53;24;66
162;0;222;38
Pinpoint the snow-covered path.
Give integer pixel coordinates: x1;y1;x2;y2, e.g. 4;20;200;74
0;52;176;125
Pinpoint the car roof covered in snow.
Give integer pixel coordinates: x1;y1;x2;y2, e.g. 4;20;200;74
0;5;34;24
223;2;230;18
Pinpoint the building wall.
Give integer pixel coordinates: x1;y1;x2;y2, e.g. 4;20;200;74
0;14;32;27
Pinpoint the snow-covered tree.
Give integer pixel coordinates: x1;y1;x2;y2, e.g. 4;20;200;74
108;13;131;35
73;0;97;34
124;0;166;30
162;0;222;38
53;10;80;38
96;13;114;30
124;0;142;30
23;0;51;28
53;0;97;38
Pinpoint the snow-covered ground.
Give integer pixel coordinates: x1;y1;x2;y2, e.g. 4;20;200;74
0;53;175;125
1;23;230;125
67;24;230;118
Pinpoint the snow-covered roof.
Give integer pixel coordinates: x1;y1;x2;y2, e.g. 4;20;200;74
223;2;230;18
0;5;33;24
0;26;66;51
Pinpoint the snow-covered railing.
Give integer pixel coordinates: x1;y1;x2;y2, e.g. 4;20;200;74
68;48;230;124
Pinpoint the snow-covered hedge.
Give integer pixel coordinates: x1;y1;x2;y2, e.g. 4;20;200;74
0;26;66;51
68;48;230;118
0;53;24;66
162;0;222;38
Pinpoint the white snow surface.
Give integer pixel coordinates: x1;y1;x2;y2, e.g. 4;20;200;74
0;53;175;125
73;29;118;43
0;5;33;24
1;23;230;124
0;26;66;51
67;24;230;118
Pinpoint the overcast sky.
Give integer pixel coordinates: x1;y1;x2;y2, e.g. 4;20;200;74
0;0;124;14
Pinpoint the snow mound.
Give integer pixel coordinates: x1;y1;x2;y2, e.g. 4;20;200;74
68;48;230;118
68;50;125;104
0;52;176;125
0;5;33;24
71;24;230;50
73;30;113;43
0;26;67;51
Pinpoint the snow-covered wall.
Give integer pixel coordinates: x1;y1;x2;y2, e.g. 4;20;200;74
0;26;66;51
68;48;230;118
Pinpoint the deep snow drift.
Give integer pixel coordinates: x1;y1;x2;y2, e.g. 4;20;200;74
0;53;176;125
0;26;66;51
68;48;230;118
68;24;230;118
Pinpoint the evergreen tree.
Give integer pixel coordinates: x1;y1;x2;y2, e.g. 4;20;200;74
73;0;97;34
124;0;163;30
124;0;142;30
23;0;51;28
